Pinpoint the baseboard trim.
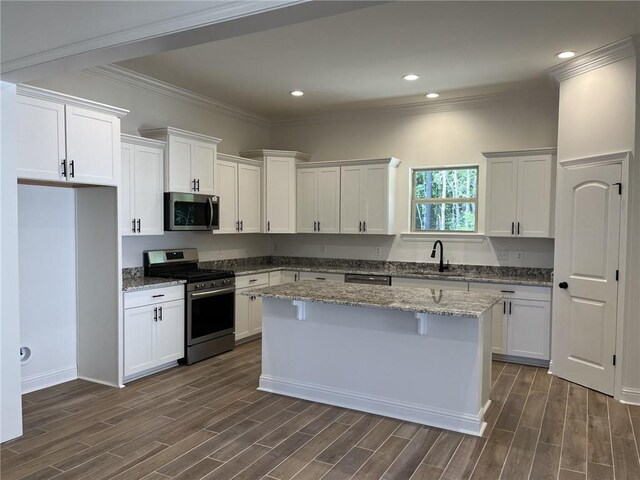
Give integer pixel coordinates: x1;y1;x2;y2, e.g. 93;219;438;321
22;365;78;393
259;374;487;436
493;353;550;367
620;387;640;406
122;361;179;385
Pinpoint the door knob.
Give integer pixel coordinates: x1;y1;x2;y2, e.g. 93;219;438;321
559;282;568;289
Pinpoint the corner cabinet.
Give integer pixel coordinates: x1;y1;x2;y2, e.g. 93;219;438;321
340;158;400;235
296;165;341;233
216;153;261;234
123;285;185;381
139;127;221;195
16;85;127;186
120;135;165;236
241;150;311;233
484;148;556;238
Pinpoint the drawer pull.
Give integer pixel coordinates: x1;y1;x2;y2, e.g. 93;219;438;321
500;290;515;294
315;277;326;281
249;279;258;283
152;294;165;298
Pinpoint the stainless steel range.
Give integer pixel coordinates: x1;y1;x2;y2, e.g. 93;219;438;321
144;248;235;365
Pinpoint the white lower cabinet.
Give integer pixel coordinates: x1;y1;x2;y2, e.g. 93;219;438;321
123;286;184;380
235;272;280;342
469;282;551;362
392;277;468;291
280;270;299;284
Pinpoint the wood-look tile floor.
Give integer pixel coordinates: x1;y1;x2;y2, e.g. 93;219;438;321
2;340;640;480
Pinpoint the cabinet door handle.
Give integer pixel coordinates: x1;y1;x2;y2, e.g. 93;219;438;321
159;306;163;321
313;221;317;232
192;179;196;191
69;160;75;178
137;219;141;233
240;220;243;231
61;159;67;178
517;222;520;235
503;301;506;314
363;221;366;232
197;179;200;191
236;221;239;231
359;221;362;232
318;221;320;232
509;302;512;315
267;221;270;232
511;222;515;235
132;219;136;233
154;307;158;322
249;279;258;283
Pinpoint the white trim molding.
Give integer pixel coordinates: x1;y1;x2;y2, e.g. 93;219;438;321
85;65;271;127
121;133;166;149
241;149;312;161
259;374;488;436
138;126;222;144
548;35;640;82
22;365;78;394
620;387;640;406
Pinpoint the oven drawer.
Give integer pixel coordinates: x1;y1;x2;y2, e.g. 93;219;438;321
235;273;269;289
124;285;185;309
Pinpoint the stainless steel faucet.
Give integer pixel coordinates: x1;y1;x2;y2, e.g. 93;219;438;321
430;240;449;273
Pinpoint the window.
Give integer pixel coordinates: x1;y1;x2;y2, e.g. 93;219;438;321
411;166;478;232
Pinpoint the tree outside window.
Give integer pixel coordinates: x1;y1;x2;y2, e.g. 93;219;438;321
412;167;478;232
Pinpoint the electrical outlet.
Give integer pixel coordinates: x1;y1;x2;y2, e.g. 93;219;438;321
375;247;382;256
496;249;509;261
513;251;524;261
509;250;524;264
321;245;327;253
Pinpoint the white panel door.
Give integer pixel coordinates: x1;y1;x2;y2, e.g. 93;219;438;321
216;160;238;233
517;155;552;237
16;95;66;181
340;166;363;234
155;300;185;364
120;143;135;236
265;158;295;233
123;305;155;377
193;141;216;195
507;299;550;360
167;136;193;193
65;106;119;186
250;296;263;335
317;167;341;234
553;162;621;394
296;168;318;233
235;290;251;340
238;163;261;233
486;158;518;236
133;145;164;236
362;164;388;234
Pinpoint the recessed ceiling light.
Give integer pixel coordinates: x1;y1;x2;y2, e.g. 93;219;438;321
403;74;420;81
425;93;440;99
556;51;576;59
290;90;304;97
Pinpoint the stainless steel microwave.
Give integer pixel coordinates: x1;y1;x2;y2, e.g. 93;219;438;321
164;192;219;231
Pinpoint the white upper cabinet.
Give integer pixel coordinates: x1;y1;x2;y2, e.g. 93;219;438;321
216;153;262;234
16;85;127;186
296;166;340;234
484;149;556;238
120;135;165;236
241;150;311;233
339;158;400;235
139;127;221;194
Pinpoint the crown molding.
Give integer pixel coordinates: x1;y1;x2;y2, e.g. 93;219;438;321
138;126;222;145
16;84;129;117
2;1;304;76
271;88;552;128
483;147;557;158
299;157;401;169
121;133;166;149
217;152;263;167
84;64;271;127
241;149;312;162
547;36;639;82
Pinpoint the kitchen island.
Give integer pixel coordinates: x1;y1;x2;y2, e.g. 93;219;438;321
244;281;501;436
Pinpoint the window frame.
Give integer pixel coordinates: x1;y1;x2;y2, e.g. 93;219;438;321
410;165;480;233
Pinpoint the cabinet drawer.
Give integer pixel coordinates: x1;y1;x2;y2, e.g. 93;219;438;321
124;285;184;309
468;282;551;302
236;272;269;289
392;277;468;291
299;271;344;282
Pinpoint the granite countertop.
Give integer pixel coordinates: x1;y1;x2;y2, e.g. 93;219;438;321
122;277;186;292
229;264;552;287
243;281;502;318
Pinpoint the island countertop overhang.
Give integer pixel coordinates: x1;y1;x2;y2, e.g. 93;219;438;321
242;280;502;318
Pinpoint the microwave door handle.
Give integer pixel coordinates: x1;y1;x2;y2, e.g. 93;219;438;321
208;197;214;229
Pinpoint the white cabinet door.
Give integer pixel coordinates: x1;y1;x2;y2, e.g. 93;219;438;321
167;136;194;193
65;105;119;186
268;271;282;286
120;142;135;236
492;301;507;355
340;165;364;234
216;160;239;233
124;305;156;377
238;163;261;233
517;155;552;237
486;158;518;237
193;141;216;195
507;299;550;360
280;271;299;284
265;158;296;233
250;296;263;335
16;95;66;182
297;168;318;233
235;290;251;341
133;145;164;236
362;164;388;234
317;167;341;234
155;300;185;364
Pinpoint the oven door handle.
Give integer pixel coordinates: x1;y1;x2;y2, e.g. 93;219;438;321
190;287;235;298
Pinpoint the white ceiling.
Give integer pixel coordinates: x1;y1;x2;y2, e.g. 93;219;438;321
116;1;640;120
